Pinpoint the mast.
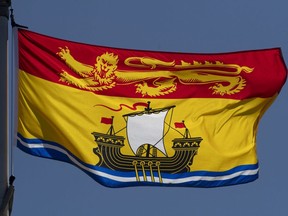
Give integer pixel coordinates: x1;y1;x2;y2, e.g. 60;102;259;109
0;1;11;216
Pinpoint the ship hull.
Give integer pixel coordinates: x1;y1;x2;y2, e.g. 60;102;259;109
92;132;203;175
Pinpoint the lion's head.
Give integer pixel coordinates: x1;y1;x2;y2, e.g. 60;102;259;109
94;52;118;85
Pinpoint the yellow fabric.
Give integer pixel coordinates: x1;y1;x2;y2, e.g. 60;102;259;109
18;70;276;171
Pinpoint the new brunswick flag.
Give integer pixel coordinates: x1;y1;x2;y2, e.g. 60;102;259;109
17;29;287;187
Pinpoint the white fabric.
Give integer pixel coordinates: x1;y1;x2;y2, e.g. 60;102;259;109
126;111;168;155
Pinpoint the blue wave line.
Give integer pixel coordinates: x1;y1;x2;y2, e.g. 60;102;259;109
17;133;259;188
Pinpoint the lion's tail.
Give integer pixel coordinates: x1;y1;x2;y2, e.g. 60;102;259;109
242;66;254;73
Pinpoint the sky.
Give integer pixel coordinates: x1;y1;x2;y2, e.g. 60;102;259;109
7;0;288;215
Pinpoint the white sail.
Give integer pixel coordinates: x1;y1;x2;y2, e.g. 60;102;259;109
126;110;168;155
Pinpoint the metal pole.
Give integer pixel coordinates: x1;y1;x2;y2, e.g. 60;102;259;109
0;0;11;216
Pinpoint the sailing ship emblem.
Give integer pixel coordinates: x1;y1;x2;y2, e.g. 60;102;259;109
92;102;203;183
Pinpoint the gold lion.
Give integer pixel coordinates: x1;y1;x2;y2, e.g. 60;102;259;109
57;47;117;91
56;47;253;97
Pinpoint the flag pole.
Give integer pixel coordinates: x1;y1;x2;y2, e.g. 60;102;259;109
0;0;11;216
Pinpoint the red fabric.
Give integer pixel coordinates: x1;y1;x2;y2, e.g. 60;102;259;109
18;29;287;99
174;122;186;128
100;117;113;125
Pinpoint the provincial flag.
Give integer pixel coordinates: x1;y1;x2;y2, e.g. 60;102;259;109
17;29;287;188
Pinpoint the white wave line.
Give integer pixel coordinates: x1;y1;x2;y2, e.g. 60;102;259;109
17;138;136;182
162;169;258;184
18;138;258;184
